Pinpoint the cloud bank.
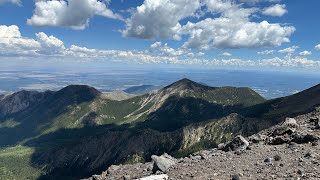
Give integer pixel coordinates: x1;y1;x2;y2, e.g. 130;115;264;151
0;25;319;70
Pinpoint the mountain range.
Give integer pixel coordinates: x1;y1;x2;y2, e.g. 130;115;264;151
0;78;319;180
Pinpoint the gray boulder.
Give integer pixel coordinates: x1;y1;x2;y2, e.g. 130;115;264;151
217;143;225;150
151;153;176;173
273;118;298;136
223;135;249;152
249;134;268;144
310;117;320;129
268;135;291;145
291;133;319;144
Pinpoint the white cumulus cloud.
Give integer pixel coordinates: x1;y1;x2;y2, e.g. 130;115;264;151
222;52;232;56
0;25;65;56
315;44;320;50
35;32;65;55
150;42;192;57
123;0;201;40
299;51;312;56
181;19;294;50
123;0;294;50
27;0;122;30
0;25;40;56
278;46;299;54
150;42;162;49
258;50;274;55
262;4;287;17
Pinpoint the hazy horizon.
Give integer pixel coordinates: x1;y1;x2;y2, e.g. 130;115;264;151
1;66;319;99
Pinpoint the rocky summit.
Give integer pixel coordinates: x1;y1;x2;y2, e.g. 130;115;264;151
85;107;320;180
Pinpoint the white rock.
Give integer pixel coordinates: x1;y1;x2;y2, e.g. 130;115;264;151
283;118;298;128
137;174;169;180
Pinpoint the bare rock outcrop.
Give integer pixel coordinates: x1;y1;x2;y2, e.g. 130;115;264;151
266;117;319;145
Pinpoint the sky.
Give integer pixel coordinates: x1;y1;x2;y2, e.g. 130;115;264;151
0;0;320;71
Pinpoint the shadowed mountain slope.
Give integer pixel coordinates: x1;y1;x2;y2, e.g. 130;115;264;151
0;85;101;146
245;83;320;121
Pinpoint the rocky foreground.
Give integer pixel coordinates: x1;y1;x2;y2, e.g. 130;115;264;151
85;107;320;180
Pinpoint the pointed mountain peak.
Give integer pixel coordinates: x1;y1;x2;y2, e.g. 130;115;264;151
176;78;195;84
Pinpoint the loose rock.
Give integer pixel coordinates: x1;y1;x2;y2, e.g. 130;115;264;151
274;155;281;161
231;174;240;180
223;135;249;152
151;153;176;173
250;134;267;144
273;118;298;136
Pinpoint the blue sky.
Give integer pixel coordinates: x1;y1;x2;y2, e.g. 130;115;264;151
0;0;320;71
